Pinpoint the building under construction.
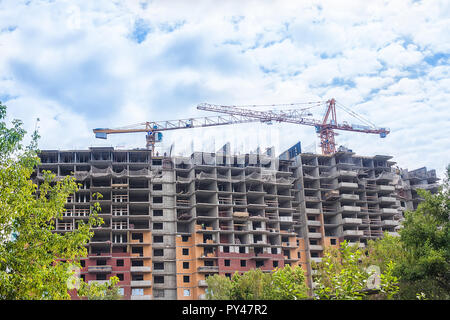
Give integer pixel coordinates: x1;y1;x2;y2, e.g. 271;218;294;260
33;143;439;300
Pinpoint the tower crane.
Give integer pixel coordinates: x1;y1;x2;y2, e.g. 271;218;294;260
92;112;307;156
197;98;390;155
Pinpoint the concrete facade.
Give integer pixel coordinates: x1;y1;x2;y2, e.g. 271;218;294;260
34;146;439;299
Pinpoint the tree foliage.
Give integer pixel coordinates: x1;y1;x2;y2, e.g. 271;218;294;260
205;265;308;300
394;165;450;299
77;276;122;300
312;241;399;300
0;102;118;300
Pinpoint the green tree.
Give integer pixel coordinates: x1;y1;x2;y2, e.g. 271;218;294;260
312;241;399;300
0;102;104;299
206;265;308;300
270;264;309;300
77;276;122;300
205;274;233;300
395;165;450;299
229;269;273;300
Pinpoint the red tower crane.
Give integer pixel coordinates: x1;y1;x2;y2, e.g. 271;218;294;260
197;98;390;155
93;98;389;156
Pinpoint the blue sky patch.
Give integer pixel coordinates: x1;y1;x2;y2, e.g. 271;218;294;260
130;18;152;44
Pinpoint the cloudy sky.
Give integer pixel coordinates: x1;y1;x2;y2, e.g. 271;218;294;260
0;0;449;177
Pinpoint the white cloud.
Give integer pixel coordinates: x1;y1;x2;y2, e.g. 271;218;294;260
0;0;449;178
378;42;424;68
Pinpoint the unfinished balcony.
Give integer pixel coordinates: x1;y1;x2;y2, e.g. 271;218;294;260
381;208;398;215
198;280;208;287
304;195;320;203
381;220;399;227
309;244;323;251
130;280;152;287
308;230;322;238
306;219;321;227
340;194;359;201
305;208;320;214
87;265;112;273
337;182;358;190
343;230;364;237
339;206;361;214
337;170;358;177
342;218;363;225
377;185;395;193
379;196;396;204
197;265;219;273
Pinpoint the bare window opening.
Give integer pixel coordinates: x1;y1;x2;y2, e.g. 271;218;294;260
129;193;149;202
273;261;278;268
255;261;264;268
153;210;163;216
97;259;107;266
152;159;162;166
76;152;90;163
131;247;143;256
117;274;124;281
129;180;148;189
183;276;190;283
132;274;144;281
113;152;127;163
183;262;189;269
153;249;164;256
182;248;189;255
204;260;214;267
240;260;246;267
223;246;230;253
224;260;230;267
96;274;107;280
182;235;190;242
154;236;163;243
153;290;164;298
153;184;162;191
132;260;143;267
153;197;163;204
154;276;164;284
129;152;148;163
154;262;164;270
153;223;163;230
330;239;337;245
116;259;124;267
132;233;143;242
